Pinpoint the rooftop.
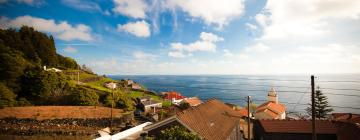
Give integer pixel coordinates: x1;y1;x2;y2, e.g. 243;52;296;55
257;119;337;134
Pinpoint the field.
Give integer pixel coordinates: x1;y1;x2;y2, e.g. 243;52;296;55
0;106;123;120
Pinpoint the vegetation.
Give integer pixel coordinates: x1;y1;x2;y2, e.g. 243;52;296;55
179;102;190;110
306;86;333;119
0;26;162;112
0;82;17;107
155;125;200;140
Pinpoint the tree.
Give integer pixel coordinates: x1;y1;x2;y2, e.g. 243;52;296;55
155;125;200;140
0;82;17;107
306;86;333;119
105;90;134;110
179;102;190;110
70;87;99;106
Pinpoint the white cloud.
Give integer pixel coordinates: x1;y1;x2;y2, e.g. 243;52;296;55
223;49;233;57
63;46;77;53
117;20;150;38
16;0;44;6
133;51;157;60
168;32;223;58
112;0;148;19
0;16;93;41
244;43;270;53
245;23;257;30
168;51;187;58
61;0;104;14
166;0;245;28
257;0;360;40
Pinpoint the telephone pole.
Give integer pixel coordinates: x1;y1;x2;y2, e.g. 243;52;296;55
247;96;251;140
311;75;317;140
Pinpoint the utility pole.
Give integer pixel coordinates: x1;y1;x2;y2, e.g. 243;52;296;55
110;88;114;133
311;75;317;140
77;65;80;84
247;96;251;140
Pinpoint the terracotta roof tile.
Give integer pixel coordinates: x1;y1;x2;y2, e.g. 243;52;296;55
256;101;286;118
163;91;185;100
258;120;337;134
183;97;203;106
176;99;242;140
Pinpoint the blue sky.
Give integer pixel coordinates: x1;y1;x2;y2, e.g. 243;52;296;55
1;0;360;75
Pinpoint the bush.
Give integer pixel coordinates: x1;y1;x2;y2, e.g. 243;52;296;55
179;102;190;110
104;90;134;110
71;87;99;106
156;125;200;140
0;82;17;107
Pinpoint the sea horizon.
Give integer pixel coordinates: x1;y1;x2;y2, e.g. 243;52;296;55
110;74;360;115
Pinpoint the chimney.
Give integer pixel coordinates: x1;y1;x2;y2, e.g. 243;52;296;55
347;113;352;120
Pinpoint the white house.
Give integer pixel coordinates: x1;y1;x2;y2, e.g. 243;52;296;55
43;66;62;72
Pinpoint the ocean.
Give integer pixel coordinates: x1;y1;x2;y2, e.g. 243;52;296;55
110;74;360;114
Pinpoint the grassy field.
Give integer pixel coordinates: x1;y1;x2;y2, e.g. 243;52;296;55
63;70;116;93
0;106;123;120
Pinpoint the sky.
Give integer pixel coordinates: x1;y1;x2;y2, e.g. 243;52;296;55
1;0;360;75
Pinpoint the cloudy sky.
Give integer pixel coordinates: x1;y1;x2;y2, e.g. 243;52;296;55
1;0;360;75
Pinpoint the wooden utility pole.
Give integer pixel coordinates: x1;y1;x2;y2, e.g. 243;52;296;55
311;75;317;140
247;96;251;140
110;89;114;133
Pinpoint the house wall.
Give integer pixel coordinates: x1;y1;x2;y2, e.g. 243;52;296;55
254;112;276;120
226;123;244;140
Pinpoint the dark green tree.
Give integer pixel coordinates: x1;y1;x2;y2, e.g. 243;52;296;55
306;86;333;119
155;125;200;140
0;82;17;107
104;90;134;110
70;87;99;106
179;102;190;110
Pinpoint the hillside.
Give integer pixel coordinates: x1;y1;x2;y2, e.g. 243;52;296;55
0;26;162;111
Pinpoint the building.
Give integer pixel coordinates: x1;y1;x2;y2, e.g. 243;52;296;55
130;83;142;90
144;99;246;140
43;66;62;72
254;119;360;140
104;82;117;89
162;91;185;104
141;98;162;113
254;88;286;119
182;97;203;106
254;120;337;140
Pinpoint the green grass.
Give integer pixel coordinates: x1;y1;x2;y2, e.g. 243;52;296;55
129;91;162;101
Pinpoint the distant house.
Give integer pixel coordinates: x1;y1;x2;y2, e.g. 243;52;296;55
254;88;286;120
253;119;360;140
43;66;62;72
182;97;203;106
162;91;185;104
131;83;142;90
144;99;246;140
126;79;134;86
104;82;117;89
141;98;162;113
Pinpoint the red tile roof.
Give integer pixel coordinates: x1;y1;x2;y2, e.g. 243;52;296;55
235;108;249;117
255;101;286;118
163;91;185;100
146;99;243;140
176;99;242;140
258;120;338;134
332;113;360;123
183;97;202;106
